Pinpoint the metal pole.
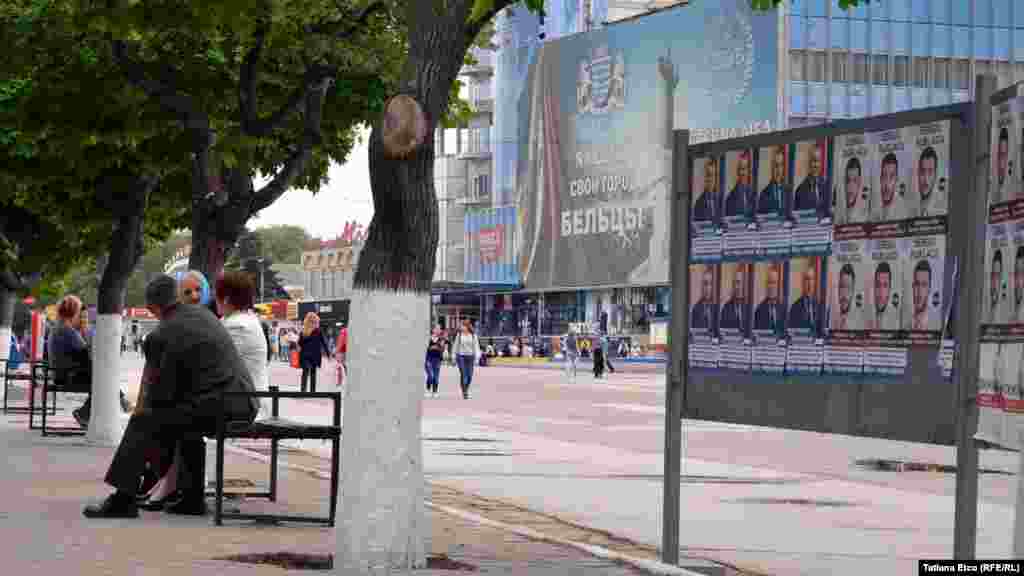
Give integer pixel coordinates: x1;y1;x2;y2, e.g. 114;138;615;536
663;130;690;565
952;74;995;560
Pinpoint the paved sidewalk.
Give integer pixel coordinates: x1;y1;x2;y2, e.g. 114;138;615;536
0;405;644;575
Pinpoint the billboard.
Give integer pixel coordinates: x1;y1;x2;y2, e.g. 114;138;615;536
680;104;967;445
464;206;519;284
508;0;780;291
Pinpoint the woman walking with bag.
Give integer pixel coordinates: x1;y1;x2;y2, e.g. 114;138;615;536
298;312;332;392
425;327;446;398
452;319;480;399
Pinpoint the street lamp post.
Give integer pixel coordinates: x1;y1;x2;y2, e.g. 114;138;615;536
256;258;265;304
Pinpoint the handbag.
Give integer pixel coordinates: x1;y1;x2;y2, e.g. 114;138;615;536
290;349;300;369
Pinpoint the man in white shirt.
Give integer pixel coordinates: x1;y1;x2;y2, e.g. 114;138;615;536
873;153;903;222
838;156;868;225
867;261;900;330
988;249;1004;325
831;263;860;331
910;260;935;331
915;146;945;217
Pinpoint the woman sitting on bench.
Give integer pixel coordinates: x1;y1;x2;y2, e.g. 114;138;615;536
47;295;130;428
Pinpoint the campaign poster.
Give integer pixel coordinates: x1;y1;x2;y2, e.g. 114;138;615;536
871;128;910;224
864;238;904;339
750;260;787;373
790;139;832;254
722;149;759;258
904;235;946;344
754;144;793;257
828;239;867;337
718;261;752;370
991;100;1017;206
689;263;719;337
832;133;871;227
982;224;1011;335
908;121;950;219
976;342;1007;444
786;256;824;338
1009;224;1024;324
691;156;723;262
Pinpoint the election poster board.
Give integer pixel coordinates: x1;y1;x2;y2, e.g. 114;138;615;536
687;118;955;383
977;94;1024;450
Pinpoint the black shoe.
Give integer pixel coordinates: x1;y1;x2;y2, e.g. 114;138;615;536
72;408;89;429
164;494;207;516
137;469;159;499
83;493;139;519
139;491;181;511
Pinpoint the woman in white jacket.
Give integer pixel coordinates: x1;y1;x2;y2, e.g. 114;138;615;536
215;271;270;417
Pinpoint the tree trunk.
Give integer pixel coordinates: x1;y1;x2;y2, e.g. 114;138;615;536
88;177;153;446
187;168;253;292
338;2;474;573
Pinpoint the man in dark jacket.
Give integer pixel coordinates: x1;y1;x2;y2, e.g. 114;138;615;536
84;275;257;519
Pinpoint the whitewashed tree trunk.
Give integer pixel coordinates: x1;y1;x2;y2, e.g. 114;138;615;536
335;290;429;572
87;313;124;445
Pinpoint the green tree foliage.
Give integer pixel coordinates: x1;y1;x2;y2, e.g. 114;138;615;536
250;224;312;265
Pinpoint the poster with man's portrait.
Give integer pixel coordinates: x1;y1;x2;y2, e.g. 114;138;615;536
755;144;790;222
991;100;1017;206
751;261;786;338
792;139;830;222
718;262;752;339
692;156;722;230
828;240;867;335
723;149;756;225
984;224;1011;330
787;256;824;338
689;263;719;336
832;133;870;226
909;122;949;219
903;235;946;341
871;128;910;223
865;239;904;336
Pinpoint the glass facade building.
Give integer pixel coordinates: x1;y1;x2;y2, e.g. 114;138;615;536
789;0;1024;126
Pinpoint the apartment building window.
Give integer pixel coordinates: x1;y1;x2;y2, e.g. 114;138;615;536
871;55;888;85
934;58;950;89
852;53;868;84
831;52;847;83
791;51;804;81
892;56;908;87
913;57;931;88
807;51;825;82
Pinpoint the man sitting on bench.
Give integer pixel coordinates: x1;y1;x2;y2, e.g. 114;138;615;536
83;275;257;519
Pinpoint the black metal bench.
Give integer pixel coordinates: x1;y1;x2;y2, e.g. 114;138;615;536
4;361;58;421
38;365;88;436
214;386;341;526
26;362;59;430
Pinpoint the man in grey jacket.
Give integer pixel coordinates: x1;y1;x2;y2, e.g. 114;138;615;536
84;275;257;519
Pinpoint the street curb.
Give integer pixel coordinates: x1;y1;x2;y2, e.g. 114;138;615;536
220;443;703;576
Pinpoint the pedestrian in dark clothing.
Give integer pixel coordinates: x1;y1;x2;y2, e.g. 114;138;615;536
592;337;606;379
298;312;332;392
425;327;446;397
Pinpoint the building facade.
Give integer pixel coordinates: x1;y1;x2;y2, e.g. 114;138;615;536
301;236;363;302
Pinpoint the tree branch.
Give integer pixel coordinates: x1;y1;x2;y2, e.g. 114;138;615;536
111;40;209;135
245;63;335;138
465;0;518;43
239;25;268;134
306;1;388;40
250;78;332;214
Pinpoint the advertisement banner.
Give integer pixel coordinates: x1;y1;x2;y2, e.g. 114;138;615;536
465;206;519;284
513;0;779;291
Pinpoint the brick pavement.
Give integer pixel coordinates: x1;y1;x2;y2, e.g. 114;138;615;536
0;399;645;575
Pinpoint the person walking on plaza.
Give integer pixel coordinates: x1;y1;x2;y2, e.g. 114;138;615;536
425;326;446;398
335;323;348;388
84;275;258;519
298;312;332;393
592;335;606;379
601;333;615;375
563;327;579;382
453;319;480;399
